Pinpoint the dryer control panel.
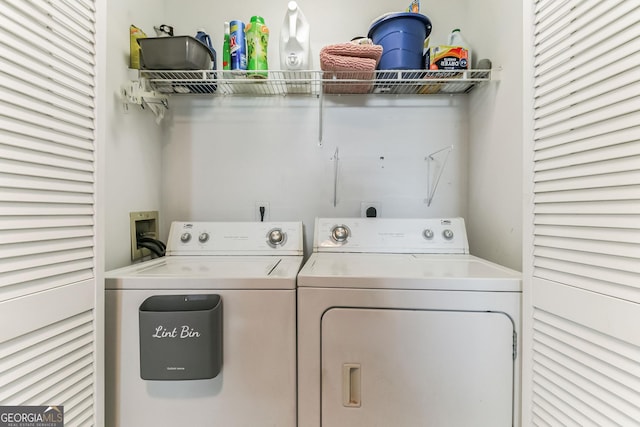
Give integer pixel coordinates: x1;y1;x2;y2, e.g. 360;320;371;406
314;218;469;254
166;221;303;256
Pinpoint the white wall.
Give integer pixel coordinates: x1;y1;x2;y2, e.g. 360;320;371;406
162;95;468;256
157;0;474;258
105;0;167;270
465;0;523;270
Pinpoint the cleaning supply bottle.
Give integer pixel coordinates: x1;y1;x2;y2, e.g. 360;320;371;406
222;22;231;72
279;1;311;70
245;16;269;79
230;20;247;71
447;28;471;68
195;29;217;70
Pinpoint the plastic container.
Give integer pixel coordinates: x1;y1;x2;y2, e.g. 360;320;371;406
448;28;472;67
138;36;213;70
245;16;269;79
195;30;217;70
139;294;223;381
279;1;311;70
367;12;432;70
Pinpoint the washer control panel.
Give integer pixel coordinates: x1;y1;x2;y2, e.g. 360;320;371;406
316;218;469;254
166;221;303;256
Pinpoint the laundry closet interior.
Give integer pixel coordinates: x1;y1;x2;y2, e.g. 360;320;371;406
105;0;523;272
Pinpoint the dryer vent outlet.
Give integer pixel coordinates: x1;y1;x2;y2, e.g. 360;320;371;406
360;202;380;218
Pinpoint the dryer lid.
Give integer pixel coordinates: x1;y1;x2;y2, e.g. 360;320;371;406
298;253;521;291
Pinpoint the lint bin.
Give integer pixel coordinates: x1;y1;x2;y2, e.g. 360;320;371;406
368;12;432;70
139;294;223;380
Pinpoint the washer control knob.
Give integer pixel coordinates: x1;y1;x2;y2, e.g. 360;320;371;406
198;232;210;243
180;232;192;243
268;229;285;246
443;229;454;240
331;225;350;243
423;229;434;240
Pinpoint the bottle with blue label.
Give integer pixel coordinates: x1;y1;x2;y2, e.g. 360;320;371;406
230;20;247;71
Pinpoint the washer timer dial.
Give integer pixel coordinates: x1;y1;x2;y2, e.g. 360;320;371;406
267;228;286;247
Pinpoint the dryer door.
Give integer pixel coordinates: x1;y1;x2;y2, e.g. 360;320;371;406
321;308;514;427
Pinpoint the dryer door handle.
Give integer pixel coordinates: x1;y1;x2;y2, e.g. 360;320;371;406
342;363;361;407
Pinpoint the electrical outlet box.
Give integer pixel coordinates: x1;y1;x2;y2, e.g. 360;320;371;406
130;211;159;261
255;201;270;222
360;202;380;218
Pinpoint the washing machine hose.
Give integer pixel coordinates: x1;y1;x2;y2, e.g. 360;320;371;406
137;236;166;258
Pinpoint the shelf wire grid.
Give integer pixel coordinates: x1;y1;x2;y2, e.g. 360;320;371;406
139;69;492;96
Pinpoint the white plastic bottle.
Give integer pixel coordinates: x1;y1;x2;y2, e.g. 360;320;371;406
279;1;311;70
448;28;471;67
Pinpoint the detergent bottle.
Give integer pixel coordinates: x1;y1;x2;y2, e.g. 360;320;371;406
447;28;471;68
195;30;217;70
279;1;311;70
245;16;269;79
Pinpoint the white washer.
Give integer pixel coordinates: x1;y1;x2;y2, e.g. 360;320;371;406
297;218;521;427
105;221;303;427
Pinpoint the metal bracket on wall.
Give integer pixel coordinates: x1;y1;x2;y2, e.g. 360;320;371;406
426;145;453;207
318;86;324;146
121;79;168;124
332;147;340;206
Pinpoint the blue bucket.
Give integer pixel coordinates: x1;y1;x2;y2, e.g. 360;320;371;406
367;12;432;70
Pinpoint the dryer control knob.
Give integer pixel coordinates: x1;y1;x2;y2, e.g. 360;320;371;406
180;232;192;243
198;232;210;243
423;229;434;240
267;228;286;246
443;229;454;240
331;225;350;243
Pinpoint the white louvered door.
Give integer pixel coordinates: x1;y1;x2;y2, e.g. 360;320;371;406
524;0;640;426
0;0;98;425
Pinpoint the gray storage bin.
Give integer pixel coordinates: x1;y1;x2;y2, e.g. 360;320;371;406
139;294;222;380
138;36;213;70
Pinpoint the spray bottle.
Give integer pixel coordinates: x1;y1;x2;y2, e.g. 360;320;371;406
222;22;231;72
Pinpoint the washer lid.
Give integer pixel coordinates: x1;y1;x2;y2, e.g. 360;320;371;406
297;253;521;291
105;255;303;290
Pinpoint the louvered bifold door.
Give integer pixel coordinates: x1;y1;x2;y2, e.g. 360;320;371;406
528;0;640;426
0;0;97;425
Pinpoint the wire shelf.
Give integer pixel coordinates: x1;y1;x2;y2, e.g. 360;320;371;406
139;69;492;96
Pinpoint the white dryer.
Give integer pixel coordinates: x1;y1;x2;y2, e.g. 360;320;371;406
105;221;303;427
297;218;521;427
